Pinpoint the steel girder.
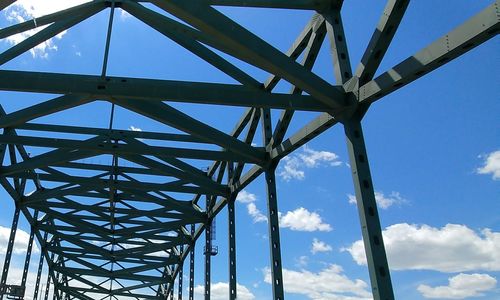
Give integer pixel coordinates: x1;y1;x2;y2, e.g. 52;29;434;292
0;0;497;299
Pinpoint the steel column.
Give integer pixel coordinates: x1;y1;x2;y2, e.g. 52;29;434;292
0;207;20;300
228;198;237;299
204;212;212;300
344;118;394;300
261;103;285;300
54;257;62;300
227;162;237;300
21;210;38;293
43;273;51;300
33;233;48;300
178;245;184;300
189;225;195;300
264;169;285;300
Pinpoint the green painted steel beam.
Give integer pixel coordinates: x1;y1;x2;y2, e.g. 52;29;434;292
7;172;221;195
122;154;225;193
123;0;261;87
264;13;322;90
111;99;264;164
208;0;334;10
271;14;326;147
45;245;177;264
358;2;499;105
150;0;347;110
0;70;329;112
59;285;159;299
0;95;94;129
354;0;410;86
0;1;15;11
16;123;204;144
344;119;394;299
0;134;255;164
30;200;201;224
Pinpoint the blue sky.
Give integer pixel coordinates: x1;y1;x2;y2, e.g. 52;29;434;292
0;1;499;299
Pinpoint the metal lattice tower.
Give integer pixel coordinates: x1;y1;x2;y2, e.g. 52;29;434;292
0;0;498;299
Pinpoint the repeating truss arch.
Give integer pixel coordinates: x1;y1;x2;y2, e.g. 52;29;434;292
0;0;497;299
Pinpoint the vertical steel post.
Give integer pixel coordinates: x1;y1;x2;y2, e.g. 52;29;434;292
53;257;62;300
227;163;237;300
261;107;285;300
264;168;285;300
43;274;51;300
189;224;195;300
33;232;48;300
344;118;394;300
227;198;237;300
178;245;184;300
204;203;212;300
43;250;56;300
0;207;20;300
21;210;38;294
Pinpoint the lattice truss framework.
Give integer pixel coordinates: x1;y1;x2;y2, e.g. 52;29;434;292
0;0;498;299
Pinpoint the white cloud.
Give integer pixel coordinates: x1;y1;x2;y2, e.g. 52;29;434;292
348;191;407;210
279;207;332;232
0;226;39;255
235;190;267;223
295;255;309;267
194;282;255;300
477;150;500;180
417;273;497;299
3;1;90;58
299;145;342;168
129;125;142;132
311;238;333;254
263;264;371;300
344;223;500;272
237;192;332;232
278;156;305;181
247;202;267;223
278;145;342;181
236;190;257;204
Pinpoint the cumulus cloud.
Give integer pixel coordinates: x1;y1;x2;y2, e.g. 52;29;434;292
2;1;90;58
299;145;342;168
295;255;309;267
194;282;255;300
348;191;407;210
247;202;267;223
417;273;497;299
279;207;332;232
311;238;333;254
344;223;500;272
0;226;39;255
235;190;267;223
278;145;342;181
129;125;142;132
278;155;305;181
263;264;371;300
236;190;257;204
477;150;500;180
236;191;332;232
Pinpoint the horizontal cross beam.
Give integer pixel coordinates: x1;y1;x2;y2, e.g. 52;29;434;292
0;70;332;112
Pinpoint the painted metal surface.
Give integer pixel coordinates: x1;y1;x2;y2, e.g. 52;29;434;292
0;0;497;299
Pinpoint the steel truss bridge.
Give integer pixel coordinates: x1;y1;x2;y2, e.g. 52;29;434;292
0;0;497;299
